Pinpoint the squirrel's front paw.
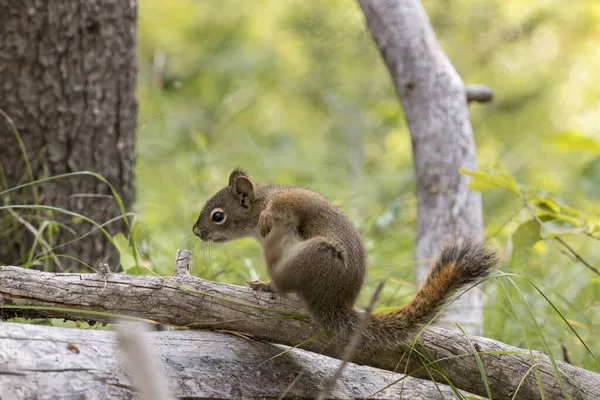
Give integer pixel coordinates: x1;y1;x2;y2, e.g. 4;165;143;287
258;210;275;237
247;280;276;293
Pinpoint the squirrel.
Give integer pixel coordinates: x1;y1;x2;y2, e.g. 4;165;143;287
192;168;499;348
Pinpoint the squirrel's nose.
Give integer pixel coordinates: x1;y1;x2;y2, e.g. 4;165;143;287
192;223;201;237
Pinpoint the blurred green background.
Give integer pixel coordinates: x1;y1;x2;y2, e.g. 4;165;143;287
133;0;600;370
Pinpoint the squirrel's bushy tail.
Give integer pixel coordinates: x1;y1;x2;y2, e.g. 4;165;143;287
357;242;499;349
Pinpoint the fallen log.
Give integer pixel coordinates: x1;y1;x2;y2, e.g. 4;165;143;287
0;321;478;399
1;259;599;399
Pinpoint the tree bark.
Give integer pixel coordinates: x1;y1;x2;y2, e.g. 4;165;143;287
0;0;137;271
357;0;485;335
0;322;481;399
1;265;598;400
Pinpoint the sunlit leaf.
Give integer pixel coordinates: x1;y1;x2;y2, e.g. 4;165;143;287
459;168;521;195
527;192;587;227
113;233;137;272
545;131;600;154
528;193;562;214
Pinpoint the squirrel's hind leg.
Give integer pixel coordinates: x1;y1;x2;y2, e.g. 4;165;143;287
271;236;356;332
267;234;348;302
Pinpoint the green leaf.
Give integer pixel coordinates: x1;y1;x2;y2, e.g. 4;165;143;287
545;130;600;154
112;233;137;272
459;168;521;195
527;192;587;227
528;193;562;214
527;191;584;218
511;219;542;250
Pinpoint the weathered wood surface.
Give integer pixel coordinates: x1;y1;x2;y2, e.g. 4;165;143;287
1;266;599;399
357;0;486;335
0;322;479;399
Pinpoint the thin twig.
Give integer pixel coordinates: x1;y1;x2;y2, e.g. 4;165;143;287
173;249;192;277
555;237;600;275
560;341;572;365
316;282;385;400
521;193;600;275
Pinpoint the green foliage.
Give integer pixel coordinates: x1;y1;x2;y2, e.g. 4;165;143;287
459;167;600;373
461;167;599;239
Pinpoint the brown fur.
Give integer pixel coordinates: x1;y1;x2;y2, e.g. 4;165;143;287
193;169;500;349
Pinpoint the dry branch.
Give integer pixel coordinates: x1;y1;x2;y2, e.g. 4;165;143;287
1;265;599;399
466;84;494;103
0;322;476;399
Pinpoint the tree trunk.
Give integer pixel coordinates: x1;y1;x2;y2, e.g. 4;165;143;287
0;0;137;271
0;322;482;399
357;0;485;335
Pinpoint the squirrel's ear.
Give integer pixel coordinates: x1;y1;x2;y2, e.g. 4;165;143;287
232;176;255;203
228;168;248;186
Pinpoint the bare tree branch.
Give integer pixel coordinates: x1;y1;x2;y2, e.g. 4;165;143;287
466;84;494;103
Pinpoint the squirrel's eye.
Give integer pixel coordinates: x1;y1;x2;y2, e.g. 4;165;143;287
210;208;226;224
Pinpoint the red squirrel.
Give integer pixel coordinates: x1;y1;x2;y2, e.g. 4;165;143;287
193;169;498;347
